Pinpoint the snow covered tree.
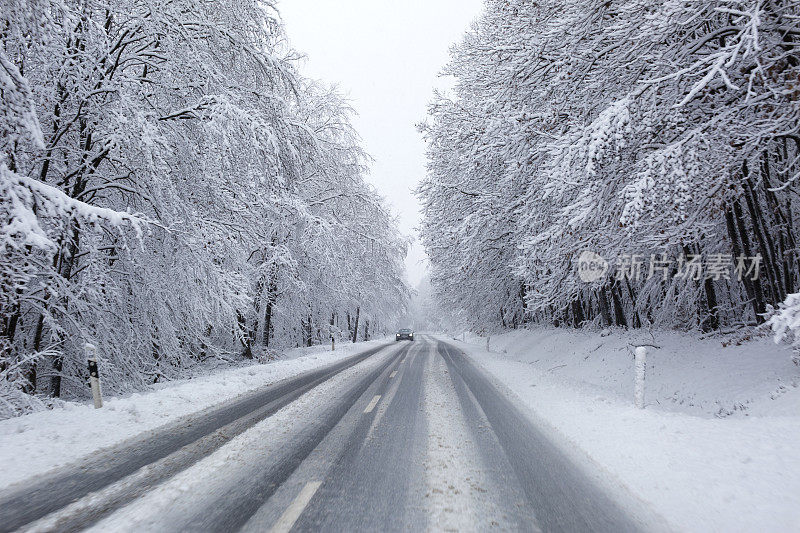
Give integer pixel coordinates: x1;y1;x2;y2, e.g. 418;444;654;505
1;0;408;417
419;0;800;334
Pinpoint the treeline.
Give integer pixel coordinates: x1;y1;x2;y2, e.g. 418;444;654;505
419;0;800;333
0;0;408;417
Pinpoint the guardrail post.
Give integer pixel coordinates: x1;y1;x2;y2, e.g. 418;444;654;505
634;346;646;409
86;343;103;409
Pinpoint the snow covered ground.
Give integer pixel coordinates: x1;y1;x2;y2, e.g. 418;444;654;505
446;328;800;532
0;339;390;491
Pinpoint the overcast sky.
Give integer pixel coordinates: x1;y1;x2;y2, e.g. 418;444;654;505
278;0;484;287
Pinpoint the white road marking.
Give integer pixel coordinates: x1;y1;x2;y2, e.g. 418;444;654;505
269;481;322;533
364;395;382;413
390;370;398;378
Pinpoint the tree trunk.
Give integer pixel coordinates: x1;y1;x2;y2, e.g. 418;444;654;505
610;281;627;327
733;198;767;320
597;288;612;327
261;269;277;347
761;153;797;295
238;310;253;359
725;206;761;322
570;299;584;328
351;307;360;343
702;277;720;331
741;166;784;302
303;313;313;347
623;278;642;328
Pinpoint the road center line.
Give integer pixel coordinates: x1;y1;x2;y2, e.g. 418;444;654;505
269;481;322;533
389;370;397;378
364;395;382;413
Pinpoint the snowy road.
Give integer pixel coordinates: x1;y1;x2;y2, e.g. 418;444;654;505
2;337;651;532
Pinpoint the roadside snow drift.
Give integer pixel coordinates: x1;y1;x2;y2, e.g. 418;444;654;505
449;328;800;532
0;340;389;491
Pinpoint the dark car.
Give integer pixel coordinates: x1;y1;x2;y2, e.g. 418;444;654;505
396;328;414;341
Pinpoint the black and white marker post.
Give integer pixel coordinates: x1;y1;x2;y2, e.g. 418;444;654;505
86;343;103;409
634;346;646;409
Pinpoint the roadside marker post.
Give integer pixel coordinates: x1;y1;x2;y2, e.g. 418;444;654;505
86;343;103;409
331;336;335;351
634;346;646;409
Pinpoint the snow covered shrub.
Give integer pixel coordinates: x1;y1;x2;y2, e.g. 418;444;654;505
767;293;800;365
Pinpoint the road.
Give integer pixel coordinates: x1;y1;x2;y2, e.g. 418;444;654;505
1;336;649;532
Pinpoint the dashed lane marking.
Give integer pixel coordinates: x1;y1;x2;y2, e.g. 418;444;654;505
364;395;381;413
269;481;322;533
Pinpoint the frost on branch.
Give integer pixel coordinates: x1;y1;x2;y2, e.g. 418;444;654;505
0;51;44;149
550;97;632;187
1;164;144;253
547;97;634;230
767;293;800;348
1;165;144;418
620;141;701;230
584;98;632;177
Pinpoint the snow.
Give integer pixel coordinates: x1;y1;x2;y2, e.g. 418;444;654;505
0;339;390;492
422;348;501;531
81;346;397;532
0;50;44;148
768;291;800;348
584;97;632;177
1;164;146;253
446;328;800;532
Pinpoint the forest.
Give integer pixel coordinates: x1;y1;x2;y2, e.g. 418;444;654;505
419;0;800;342
0;0;408;417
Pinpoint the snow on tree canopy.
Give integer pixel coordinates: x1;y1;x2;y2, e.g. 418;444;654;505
768;293;800;348
418;0;800;336
0;0;409;418
1;165;144;252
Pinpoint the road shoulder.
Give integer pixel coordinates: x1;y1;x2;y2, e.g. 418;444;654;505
0;339;392;493
439;332;800;532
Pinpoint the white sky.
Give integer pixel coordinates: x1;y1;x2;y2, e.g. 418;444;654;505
277;0;483;287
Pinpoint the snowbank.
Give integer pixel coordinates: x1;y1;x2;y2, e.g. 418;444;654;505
448;328;800;532
0;339;389;491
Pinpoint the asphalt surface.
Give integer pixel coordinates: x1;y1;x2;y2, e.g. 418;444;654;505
1;336;649;532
